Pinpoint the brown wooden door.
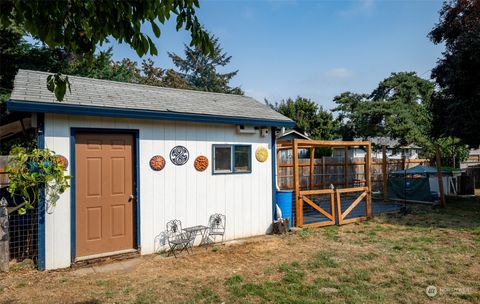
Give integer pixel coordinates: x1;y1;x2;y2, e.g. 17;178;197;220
75;133;135;258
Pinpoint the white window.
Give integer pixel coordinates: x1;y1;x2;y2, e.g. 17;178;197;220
213;145;252;174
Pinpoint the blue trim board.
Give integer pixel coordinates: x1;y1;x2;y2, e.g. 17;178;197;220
70;128;141;263
8;100;296;128
271;127;277;222
69;130;76;263
37;113;46;270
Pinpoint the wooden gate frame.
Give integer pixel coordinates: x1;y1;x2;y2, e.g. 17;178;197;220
336;187;369;225
298;189;336;228
277;139;372;227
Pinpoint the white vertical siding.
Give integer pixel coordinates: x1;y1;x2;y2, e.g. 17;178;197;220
43;114;273;269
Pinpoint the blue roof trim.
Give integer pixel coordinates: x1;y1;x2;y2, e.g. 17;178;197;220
7;100;296;128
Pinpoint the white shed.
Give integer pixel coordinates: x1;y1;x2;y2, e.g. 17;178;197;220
7;70;294;270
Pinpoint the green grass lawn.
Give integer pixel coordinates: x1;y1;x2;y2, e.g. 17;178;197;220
2;197;480;303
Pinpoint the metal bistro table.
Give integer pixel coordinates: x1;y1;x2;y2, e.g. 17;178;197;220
182;225;209;249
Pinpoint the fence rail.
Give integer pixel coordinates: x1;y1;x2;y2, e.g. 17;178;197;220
277;155;429;196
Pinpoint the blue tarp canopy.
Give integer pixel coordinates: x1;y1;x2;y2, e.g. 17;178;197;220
390;165;449;176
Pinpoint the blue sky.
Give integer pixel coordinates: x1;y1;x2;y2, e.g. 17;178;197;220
101;0;444;110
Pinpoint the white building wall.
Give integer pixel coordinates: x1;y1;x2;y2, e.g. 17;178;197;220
429;176;450;195
44;114;273;269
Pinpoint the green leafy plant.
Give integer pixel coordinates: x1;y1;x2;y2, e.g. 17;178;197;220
47;73;71;102
6;146;70;214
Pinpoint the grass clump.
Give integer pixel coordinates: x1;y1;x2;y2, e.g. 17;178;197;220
308;251;339;268
323;226;340;241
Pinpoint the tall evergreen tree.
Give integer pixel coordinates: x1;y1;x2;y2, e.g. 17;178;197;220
429;0;480;146
269;97;337;140
168;35;243;95
333;72;433;147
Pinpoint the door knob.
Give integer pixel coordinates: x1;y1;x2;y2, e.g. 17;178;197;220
128;195;136;202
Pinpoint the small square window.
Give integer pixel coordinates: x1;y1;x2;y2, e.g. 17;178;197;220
213;144;252;174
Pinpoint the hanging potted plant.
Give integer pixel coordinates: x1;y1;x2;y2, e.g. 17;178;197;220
6;146;70;215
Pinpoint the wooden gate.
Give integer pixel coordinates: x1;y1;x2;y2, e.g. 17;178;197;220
335;187;371;225
298;189;336;227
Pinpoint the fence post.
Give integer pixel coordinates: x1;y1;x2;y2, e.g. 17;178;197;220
293;140;302;226
309;147;315;190
343;147;348;188
382;145;388;202
321;156;325;189
365;142;373;218
435;145;446;207
0;197;9;272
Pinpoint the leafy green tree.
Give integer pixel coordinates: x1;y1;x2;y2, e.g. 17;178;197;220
0;0;212;58
332;92;369;140
136;59;189;89
0;0;212;100
0;25;71;103
168;35;243;94
269;97;337;140
434;136;469;168
429;0;480;146
369;72;434;147
333;72;434;147
65;49;139;83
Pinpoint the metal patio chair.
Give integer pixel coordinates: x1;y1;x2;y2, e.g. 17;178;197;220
165;219;191;257
204;214;226;245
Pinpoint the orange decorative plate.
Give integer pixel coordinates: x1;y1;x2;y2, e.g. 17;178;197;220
150;155;166;171
56;155;68;170
194;156;209;172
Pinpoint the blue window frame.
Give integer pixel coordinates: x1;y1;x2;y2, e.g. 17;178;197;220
212;144;252;174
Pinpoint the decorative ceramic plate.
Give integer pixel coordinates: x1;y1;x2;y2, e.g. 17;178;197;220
194;156;209;171
170;146;189;166
56;155;69;170
255;147;268;162
150;155;166;171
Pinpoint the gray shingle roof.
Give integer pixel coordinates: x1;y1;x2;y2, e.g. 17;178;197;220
9;69;294;126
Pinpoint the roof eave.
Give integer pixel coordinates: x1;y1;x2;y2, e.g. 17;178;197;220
7;100;296;128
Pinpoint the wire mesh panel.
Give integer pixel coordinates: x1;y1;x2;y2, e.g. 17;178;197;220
299;190;336;227
8;207;38;262
335;187;369;225
0;186;38;263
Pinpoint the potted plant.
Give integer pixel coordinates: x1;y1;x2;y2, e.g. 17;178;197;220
6;146;70;215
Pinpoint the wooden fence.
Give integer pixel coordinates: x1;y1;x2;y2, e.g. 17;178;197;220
277;153;429;199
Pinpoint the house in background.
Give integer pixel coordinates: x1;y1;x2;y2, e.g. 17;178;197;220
333;137;422;160
7;69;294;270
276;128;311;141
276;129;311;161
460;146;480;169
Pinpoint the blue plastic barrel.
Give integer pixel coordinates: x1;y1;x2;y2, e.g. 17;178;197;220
276;190;294;227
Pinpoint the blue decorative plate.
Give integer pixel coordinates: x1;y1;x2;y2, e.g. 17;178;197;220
170;146;189;166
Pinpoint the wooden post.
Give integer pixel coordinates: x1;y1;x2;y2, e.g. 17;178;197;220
276;149;281;189
435;144;446;207
343;146;348;188
365;143;373;218
293;140;302;226
382;145;388;202
322;156;326;189
0;197;9;272
309;147;315;190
